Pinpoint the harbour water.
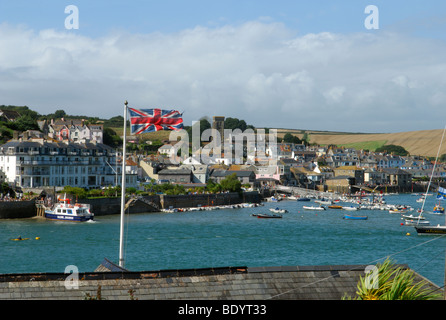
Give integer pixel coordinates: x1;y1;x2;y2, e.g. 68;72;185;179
2;193;446;287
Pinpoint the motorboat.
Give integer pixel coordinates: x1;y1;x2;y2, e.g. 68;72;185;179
252;213;282;219
269;207;288;214
45;195;94;222
342;206;359;211
405;219;430;226
303;206;326;211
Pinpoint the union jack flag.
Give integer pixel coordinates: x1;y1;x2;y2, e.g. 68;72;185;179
437;186;446;200
128;108;184;134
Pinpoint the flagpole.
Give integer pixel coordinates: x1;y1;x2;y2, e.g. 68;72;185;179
119;100;128;268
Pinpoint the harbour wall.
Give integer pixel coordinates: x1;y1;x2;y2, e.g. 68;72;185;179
85;191;261;215
0;191;262;219
159;191;261;210
0;200;36;219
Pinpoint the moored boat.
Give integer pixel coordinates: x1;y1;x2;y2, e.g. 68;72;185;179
343;214;368;220
342;206;359;211
433;205;444;214
44;196;94;222
415;225;446;235
267;196;281;202
389;208;407;214
252;213;282;219
303;206;326;211
401;214;426;220
315;199;332;205
405;219;430;226
269;207;288;214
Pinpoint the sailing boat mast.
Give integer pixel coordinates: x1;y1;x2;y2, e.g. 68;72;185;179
119;100;128;268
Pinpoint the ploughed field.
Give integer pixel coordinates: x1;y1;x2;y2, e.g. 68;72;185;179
277;128;446;157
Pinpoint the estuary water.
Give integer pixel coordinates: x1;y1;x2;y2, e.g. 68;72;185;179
1;193;446;286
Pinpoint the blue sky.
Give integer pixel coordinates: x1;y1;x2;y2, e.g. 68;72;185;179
2;1;445;37
0;1;446;132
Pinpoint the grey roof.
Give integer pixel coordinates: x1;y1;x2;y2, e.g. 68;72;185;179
158;169;192;175
382;168;411;175
1;263;441;300
0;140;114;151
211;170;254;178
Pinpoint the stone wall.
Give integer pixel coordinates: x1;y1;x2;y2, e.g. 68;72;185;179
159;191;261;209
83;196;160;216
0;200;36;219
0;192;262;219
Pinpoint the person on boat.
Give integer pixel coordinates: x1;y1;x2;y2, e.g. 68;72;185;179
17;236;22;240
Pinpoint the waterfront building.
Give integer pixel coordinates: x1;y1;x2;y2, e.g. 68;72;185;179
364;168;387;185
333;166;365;185
381;168;412;188
255;165;282;186
325;176;355;193
0;138;119;189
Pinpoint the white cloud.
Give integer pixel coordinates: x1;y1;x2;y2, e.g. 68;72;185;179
0;21;445;133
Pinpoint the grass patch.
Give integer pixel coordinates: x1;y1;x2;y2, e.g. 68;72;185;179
109;126;171;140
337;140;388;151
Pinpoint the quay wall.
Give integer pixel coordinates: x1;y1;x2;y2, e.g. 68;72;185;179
0;192;261;219
83;196;161;216
159;191;261;210
0;200;36;219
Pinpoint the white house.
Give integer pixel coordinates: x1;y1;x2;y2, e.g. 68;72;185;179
0;139;120;189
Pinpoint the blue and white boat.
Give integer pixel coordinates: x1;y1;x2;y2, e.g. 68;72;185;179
45;196;94;222
343;214;368;220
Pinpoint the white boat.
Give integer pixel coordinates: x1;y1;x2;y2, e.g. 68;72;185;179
389;208;407;214
402;214;426;220
303;206;326;211
405;219;430;226
45;195;94;222
315;199;332;205
269;208;288;214
342;206;359;211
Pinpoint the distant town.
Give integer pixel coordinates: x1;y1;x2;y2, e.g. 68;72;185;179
0;106;443;198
